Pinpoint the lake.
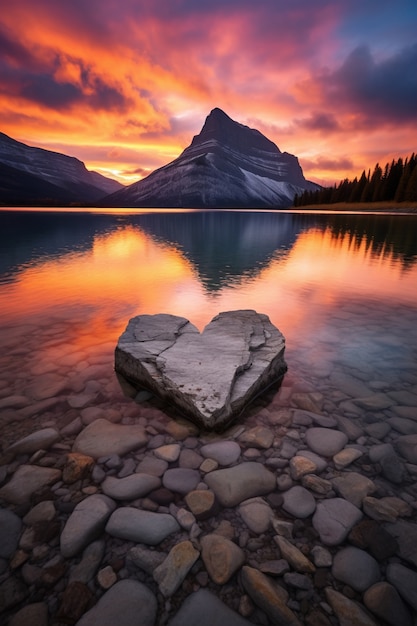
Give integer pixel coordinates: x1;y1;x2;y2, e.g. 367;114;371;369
1;209;417;448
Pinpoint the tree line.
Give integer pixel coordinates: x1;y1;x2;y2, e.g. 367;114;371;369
294;153;417;206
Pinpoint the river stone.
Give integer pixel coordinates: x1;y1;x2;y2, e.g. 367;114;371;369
200;534;245;584
238;497;273;533
395;434;417;463
73;419;148;458
114;311;287;430
185;490;217;519
325;587;378;626
101;474;160;500
0;508;22;559
332;546;380;592
282;485;316;518
386;563;417;611
333;448;363;469
200;441;241;465
241;565;302;626
153;541;200;597
0;465;61;505
105;507;180;545
312;498;363;546
75;580;157;626
274;536;315;574
363;582;413;626
384;520;417;567
332;472;376;508
204;462;276;507
60;495;116;558
305;428;348;456
162;468;200;494
167;589;253;626
7;427;59;456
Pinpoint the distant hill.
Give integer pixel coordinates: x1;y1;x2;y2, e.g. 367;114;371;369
0;131;123;206
104;108;320;209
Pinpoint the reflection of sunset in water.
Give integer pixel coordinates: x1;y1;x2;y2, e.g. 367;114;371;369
1;221;416;366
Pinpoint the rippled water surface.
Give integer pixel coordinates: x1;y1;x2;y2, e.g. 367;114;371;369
1;208;416;446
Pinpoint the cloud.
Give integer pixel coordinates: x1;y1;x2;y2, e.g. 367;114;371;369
302;156;355;172
296;112;340;132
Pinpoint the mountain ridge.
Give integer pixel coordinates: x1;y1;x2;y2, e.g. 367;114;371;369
104;108;319;209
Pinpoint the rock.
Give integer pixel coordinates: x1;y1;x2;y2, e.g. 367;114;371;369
333;448;363;469
105;507;180;545
334;415;364;441
200;534;245;584
311;546;332;568
114;311;287;430
362;496;401;522
153;540;200;596
312;498;362;546
384;520;417;567
200;441;241;465
162;468;200;494
325;587;378;626
154;444;181;462
259;560;290;576
282;486;316;518
8;602;48;626
179;448;204;469
364;422;391;439
127;544;167;574
332;546;380;592
284;572;313;590
387;417;417;434
0;576;28;612
73;419;148;458
386;563;417;611
97;565;117;589
167;589;252;626
363;582;412;626
238;426;274;449
238;497;273;533
62;452;94;483
204;462;276;507
185;490;217;520
23;500;55;525
301;474;332;495
289;456;317;479
0;465;61;505
69;540;105;583
331;472;376;508
175;507;196;530
305;428;348;457
355;393;393;410
274;536;315;574
7;427;59;456
240;565;302;626
101;474;160;500
348;520;398;561
272;519;294;540
136;455;168;476
75;580;157;626
297;450;327;472
395;434;417;462
60;495;116;558
56;582;94;624
369;442;395;462
380;453;406;483
0;508;22;559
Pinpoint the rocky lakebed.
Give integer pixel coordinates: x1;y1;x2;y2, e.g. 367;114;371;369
1;340;417;625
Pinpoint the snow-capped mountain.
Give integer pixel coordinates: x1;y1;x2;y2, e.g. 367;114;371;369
104;108;319;208
0;132;123;205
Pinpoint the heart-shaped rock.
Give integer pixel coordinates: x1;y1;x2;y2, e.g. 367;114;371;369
115;310;287;430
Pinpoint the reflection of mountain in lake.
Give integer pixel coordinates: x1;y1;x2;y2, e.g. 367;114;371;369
134;211;300;290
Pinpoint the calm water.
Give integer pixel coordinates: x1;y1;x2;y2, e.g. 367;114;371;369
0;208;417;445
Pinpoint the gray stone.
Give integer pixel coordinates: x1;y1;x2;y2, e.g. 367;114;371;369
0;576;28;612
274;535;315;573
325;587;378;626
204;462;276;507
7;427;59;456
60;495;116;558
332;472;376;508
305;428;348;457
153;540;200;596
167;589;252;626
178;448;204;469
386;563;417;611
23;501;56;526
332;546;380;592
369;442;395;462
380;453;405;483
282;485;316;518
395;434;417;463
283;572;313;590
238;497;273;533
0;508;22;558
200;441;241;465
311;545;332;567
329;372;371;398
384;520;417;567
162;468;200;494
297;450;328;472
200;534;245;584
136;455;168;476
363;582;413;626
335;415;364;441
69;540;105;584
312;498;362;546
114;311;287;430
73;419;148;459
8;602;48;626
355;393;393;410
364;422;391;439
241;565;302;626
75;580;157;626
0;465;61;505
387;417;417;435
127;545;167;574
101;474;160;500
105;507;180;545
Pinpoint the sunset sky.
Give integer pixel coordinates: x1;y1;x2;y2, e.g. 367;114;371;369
1;0;416;186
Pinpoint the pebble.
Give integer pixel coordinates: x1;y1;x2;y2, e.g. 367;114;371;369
154;444;181;462
386;562;417;611
363;582;413;626
0;465;61;505
200;440;241;465
73;419;148;458
332;546;380;591
325;587;378;626
305;428;348;457
312;498;362;545
153;540;199;596
274;535;315;574
333;447;363;469
204;462;276;506
162;468;200;494
238;426;274;448
331;472;376;508
105;507;180;545
238;497;273;533
60;495;116;558
101;474;161;500
200;534;245;584
167;589;253;626
6;427;60;456
0;508;22;559
282;485;316;518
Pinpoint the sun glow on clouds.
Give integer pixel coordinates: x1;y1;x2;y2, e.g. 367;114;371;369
0;1;416;186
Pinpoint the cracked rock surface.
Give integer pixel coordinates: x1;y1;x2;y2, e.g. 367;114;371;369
115;310;287;430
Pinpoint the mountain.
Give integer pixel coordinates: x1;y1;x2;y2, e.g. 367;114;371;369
0;131;123;206
104;108;319;208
